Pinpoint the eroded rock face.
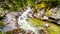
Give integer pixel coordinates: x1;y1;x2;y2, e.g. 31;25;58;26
32;7;60;25
50;7;60;19
33;7;60;20
49;7;60;25
3;12;21;32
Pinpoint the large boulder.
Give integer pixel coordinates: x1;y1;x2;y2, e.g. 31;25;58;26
3;12;20;32
50;7;60;19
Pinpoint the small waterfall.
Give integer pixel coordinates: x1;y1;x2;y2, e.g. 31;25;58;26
18;6;39;34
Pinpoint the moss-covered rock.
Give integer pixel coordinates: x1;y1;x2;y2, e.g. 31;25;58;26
28;18;60;34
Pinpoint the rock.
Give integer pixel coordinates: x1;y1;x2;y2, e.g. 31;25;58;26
50;7;60;19
33;9;45;19
56;20;60;25
43;23;49;28
41;16;49;20
5;28;21;34
25;30;35;34
3;12;20;32
27;12;33;18
39;29;48;34
19;29;35;34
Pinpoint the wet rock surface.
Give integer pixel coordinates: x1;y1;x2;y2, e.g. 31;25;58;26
3;12;20;32
0;6;60;34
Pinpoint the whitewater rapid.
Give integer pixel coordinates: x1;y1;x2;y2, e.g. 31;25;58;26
18;6;39;34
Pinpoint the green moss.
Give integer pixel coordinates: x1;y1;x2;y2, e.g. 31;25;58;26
28;18;60;34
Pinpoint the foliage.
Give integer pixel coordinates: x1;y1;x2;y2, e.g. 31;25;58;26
0;0;60;11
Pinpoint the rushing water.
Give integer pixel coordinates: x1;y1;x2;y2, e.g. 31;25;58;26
18;6;39;34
